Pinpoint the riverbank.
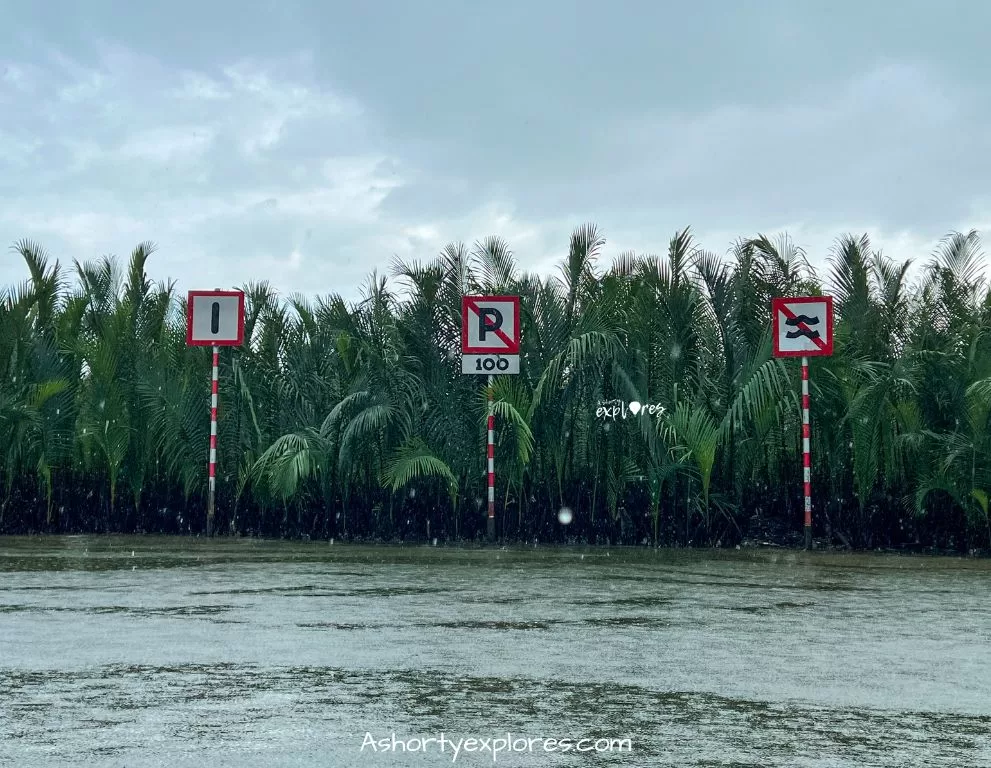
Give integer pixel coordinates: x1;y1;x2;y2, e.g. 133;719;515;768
1;533;989;572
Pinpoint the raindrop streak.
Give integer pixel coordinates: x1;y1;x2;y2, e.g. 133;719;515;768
558;507;573;525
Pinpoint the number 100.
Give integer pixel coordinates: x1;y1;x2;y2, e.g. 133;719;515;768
475;357;510;372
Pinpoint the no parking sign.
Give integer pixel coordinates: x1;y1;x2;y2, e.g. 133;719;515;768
461;295;520;374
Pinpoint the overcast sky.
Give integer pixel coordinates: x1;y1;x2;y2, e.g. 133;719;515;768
2;0;989;301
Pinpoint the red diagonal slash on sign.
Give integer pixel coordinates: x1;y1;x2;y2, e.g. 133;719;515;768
778;302;828;351
466;297;514;349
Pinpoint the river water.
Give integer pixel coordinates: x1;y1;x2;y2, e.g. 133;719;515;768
1;536;989;767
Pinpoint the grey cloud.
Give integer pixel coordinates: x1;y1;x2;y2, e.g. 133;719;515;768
372;61;991;235
3;2;991;301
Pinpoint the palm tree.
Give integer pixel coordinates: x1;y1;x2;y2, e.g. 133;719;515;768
2;225;990;552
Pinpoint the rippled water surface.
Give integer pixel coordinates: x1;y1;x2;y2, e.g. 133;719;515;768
1;536;989;767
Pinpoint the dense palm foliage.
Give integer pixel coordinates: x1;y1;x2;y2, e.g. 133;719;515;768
3;227;991;551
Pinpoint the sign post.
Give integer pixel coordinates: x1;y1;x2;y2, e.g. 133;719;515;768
461;295;520;541
772;296;834;550
187;289;245;536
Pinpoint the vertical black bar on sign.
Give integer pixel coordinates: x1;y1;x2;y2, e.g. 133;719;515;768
211;302;220;334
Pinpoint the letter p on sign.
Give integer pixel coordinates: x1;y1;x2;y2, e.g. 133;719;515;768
462;295;520;354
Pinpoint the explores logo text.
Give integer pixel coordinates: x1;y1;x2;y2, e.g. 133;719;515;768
595;399;666;421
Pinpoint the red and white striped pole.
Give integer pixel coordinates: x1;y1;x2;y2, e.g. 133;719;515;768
206;344;219;536
487;374;495;540
801;356;812;550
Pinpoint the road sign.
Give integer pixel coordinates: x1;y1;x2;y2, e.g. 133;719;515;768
186;290;245;346
461;295;520;377
186;289;245;536
462;295;520;354
461;296;520;541
772;295;833;549
772;296;834;357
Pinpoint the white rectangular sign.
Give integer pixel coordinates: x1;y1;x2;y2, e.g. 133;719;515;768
462;354;520;375
187;290;245;346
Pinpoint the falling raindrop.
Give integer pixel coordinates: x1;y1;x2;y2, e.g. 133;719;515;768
99;400;105;410
670;343;682;360
409;488;416;499
558;507;574;525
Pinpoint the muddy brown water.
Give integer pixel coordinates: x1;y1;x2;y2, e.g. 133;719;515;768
1;536;989;766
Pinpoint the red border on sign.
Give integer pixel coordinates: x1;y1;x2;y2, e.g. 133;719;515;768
461;295;520;354
772;296;834;357
186;290;246;346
